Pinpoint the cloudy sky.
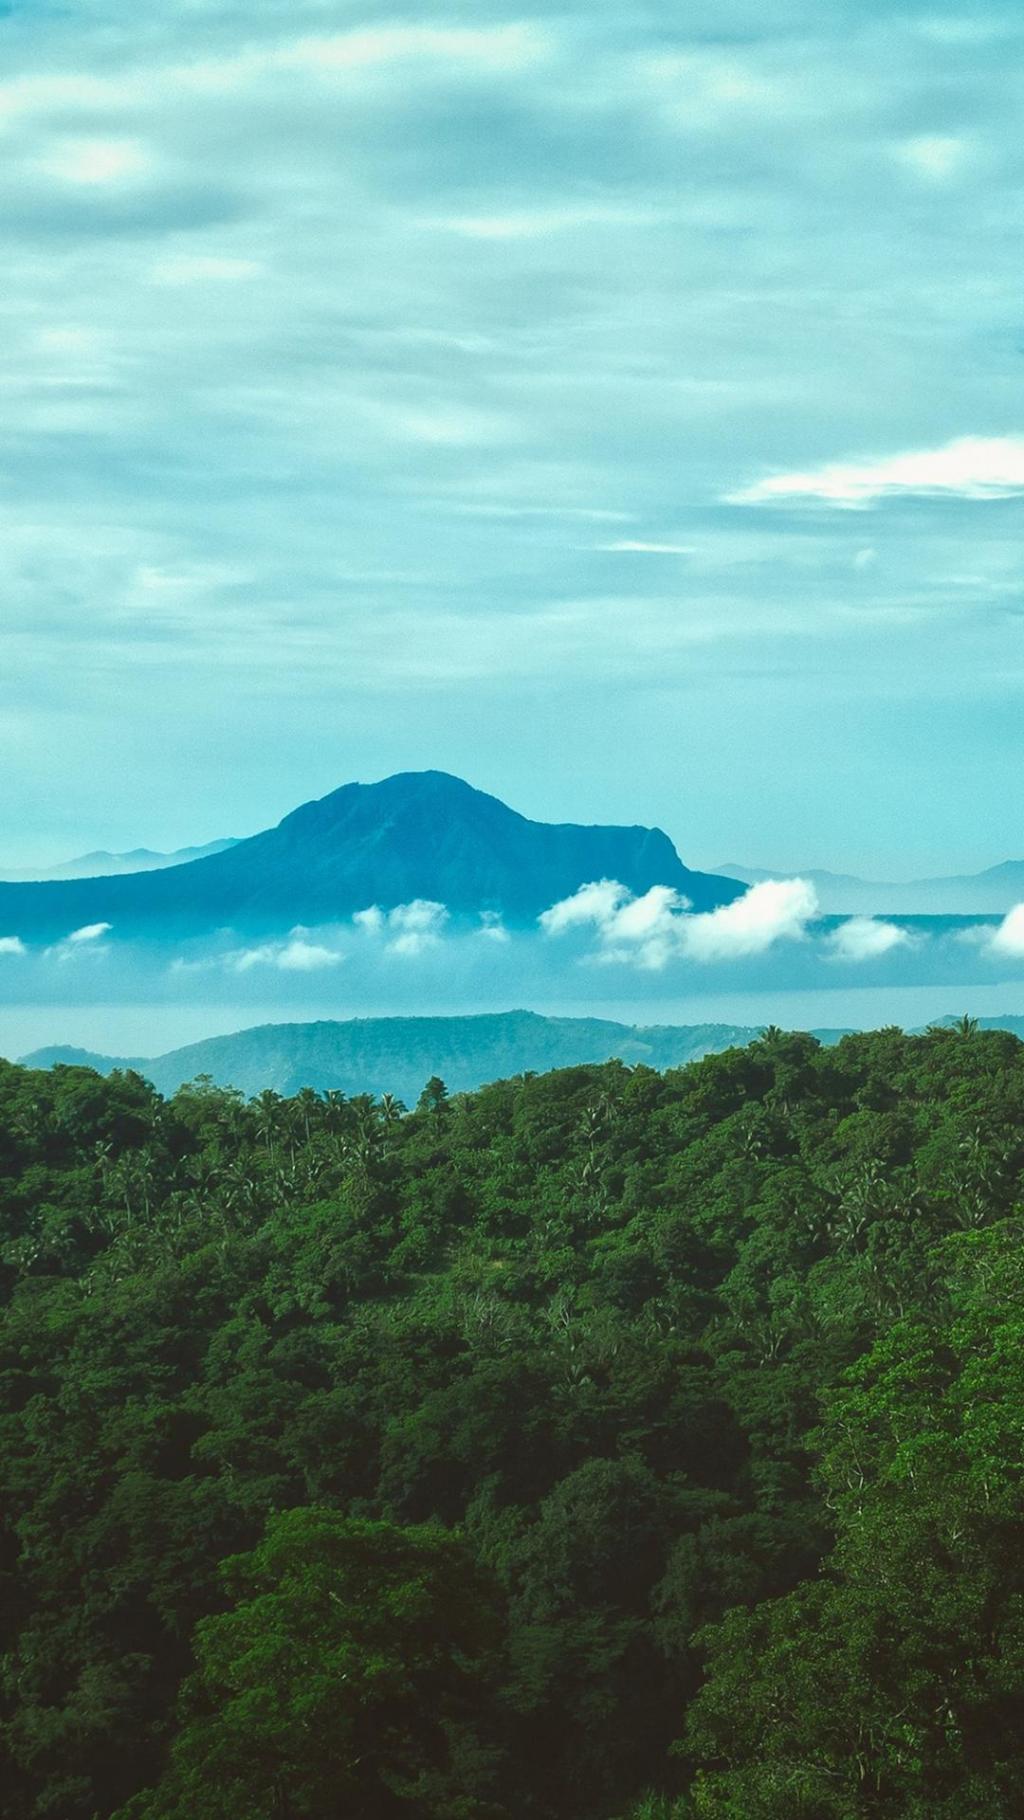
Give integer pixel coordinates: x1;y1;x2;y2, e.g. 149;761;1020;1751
3;0;1023;877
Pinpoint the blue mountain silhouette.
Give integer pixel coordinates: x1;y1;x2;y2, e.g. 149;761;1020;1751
0;771;742;940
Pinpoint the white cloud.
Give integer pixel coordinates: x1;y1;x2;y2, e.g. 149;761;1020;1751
68;922;112;943
354;899;449;956
540;877;691;970
828;916;911;962
539;878;630;936
388;900;449;955
679;878;818;961
232;932;344;972
352;905;385;936
540;876;817;969
0;935;26;956
596;884;692;970
987;903;1024;958
730;435;1024;508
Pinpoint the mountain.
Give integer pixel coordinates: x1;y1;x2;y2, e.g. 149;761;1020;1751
0;772;743;941
0;839;238;883
717;860;1024;915
19;1010;853;1102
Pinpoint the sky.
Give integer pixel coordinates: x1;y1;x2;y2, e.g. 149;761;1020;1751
3;0;1024;878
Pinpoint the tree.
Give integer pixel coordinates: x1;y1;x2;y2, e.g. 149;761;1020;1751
417;1077;450;1119
115;1509;505;1820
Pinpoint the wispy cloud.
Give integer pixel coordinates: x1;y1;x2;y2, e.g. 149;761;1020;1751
428;202;660;239
45;921;113;964
598;540;696;555
231;933;344;973
730;437;1024;508
68;922;112;944
0;936;27;957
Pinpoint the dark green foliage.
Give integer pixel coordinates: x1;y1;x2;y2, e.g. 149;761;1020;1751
116;1511;504;1819
1;1025;1023;1817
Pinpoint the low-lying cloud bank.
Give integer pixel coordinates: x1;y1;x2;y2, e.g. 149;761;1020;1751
6;891;1024;1008
219;901;473;972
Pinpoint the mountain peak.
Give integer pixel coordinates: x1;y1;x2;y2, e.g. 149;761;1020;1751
0;772;743;938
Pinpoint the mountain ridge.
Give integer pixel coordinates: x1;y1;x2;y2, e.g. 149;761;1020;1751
718;859;1024;914
0;839;238;883
18;1009;854;1102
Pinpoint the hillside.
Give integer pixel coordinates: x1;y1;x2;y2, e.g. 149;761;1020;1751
0;772;742;941
21;1009;854;1101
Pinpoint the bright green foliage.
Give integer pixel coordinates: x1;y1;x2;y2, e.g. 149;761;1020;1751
1;1025;1023;1818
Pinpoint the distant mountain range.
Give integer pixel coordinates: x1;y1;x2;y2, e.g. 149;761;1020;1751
718;861;1024;915
0;772;742;941
22;1010;1024;1103
0;839;238;883
19;1010;851;1101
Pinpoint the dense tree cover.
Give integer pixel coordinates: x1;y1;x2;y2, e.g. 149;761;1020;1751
1;1023;1023;1817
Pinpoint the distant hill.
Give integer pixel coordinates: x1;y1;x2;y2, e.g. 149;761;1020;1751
718;859;1024;915
0;839;238;883
0;772;743;941
20;1009;853;1102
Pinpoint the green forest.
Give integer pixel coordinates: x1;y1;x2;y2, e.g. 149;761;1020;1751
2;1023;1023;1818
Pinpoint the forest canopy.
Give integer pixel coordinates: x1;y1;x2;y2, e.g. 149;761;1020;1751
2;1023;1023;1818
